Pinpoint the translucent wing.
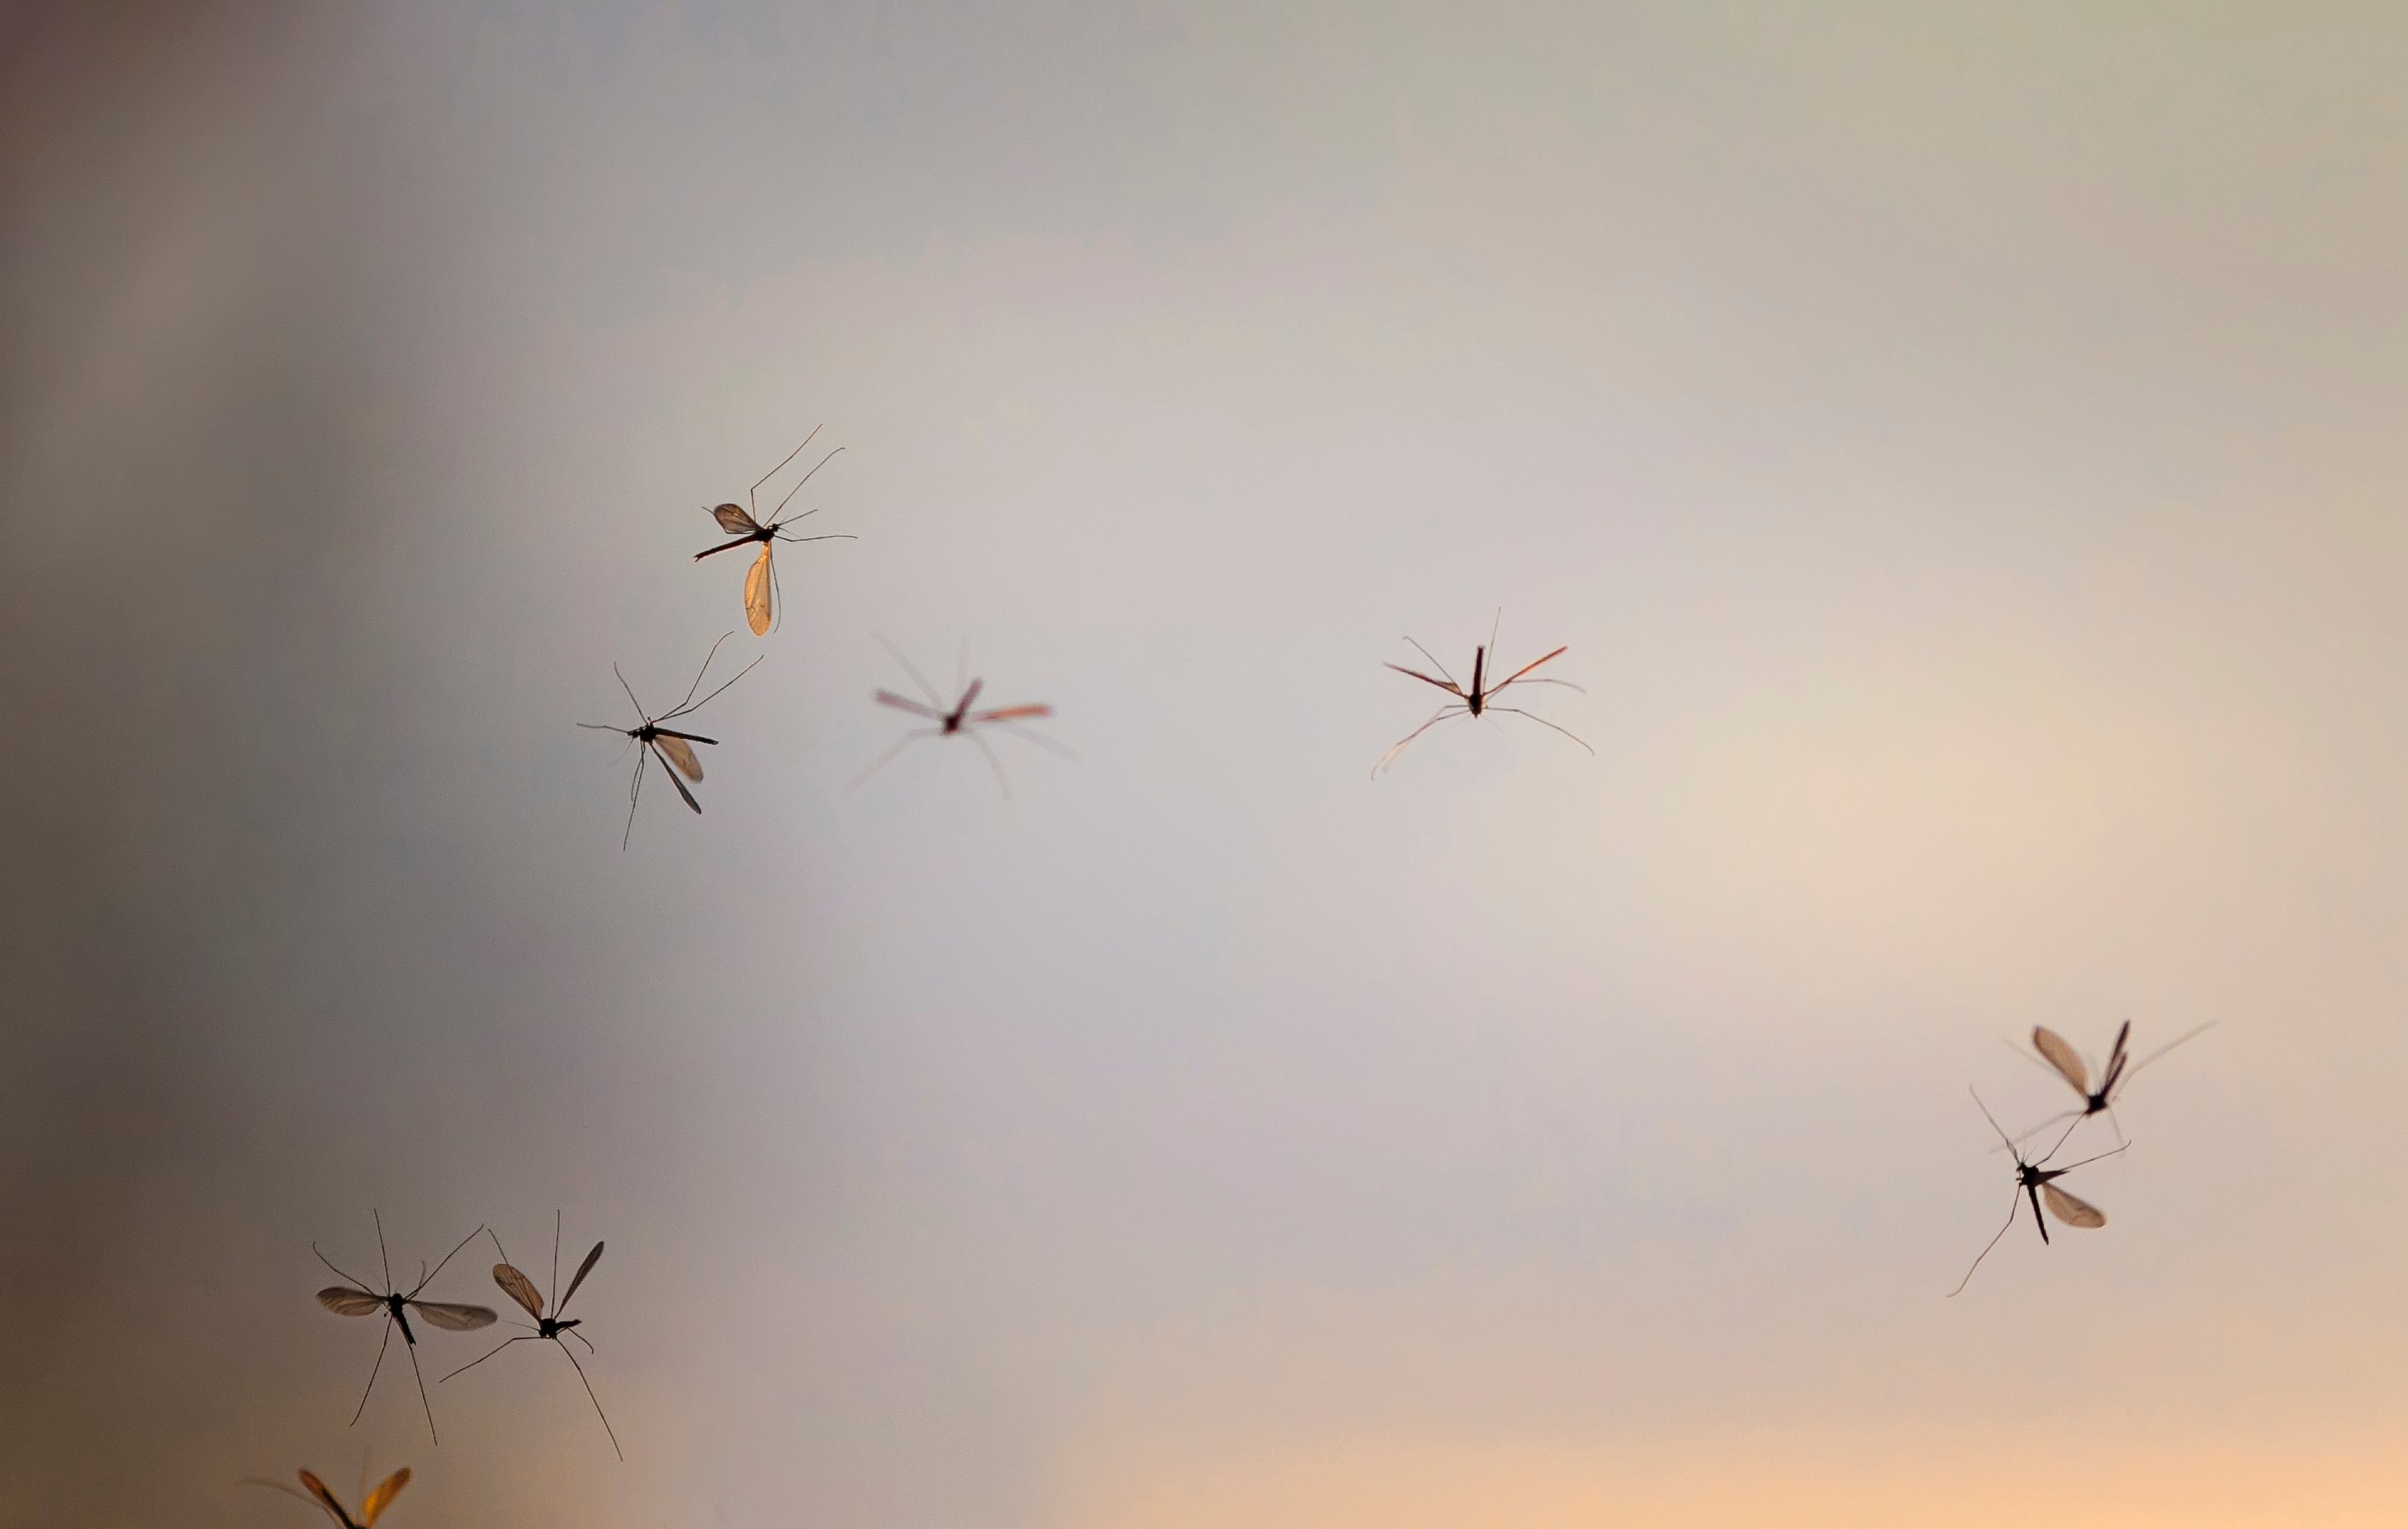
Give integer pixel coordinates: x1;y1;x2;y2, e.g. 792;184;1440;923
557;1241;604;1314
492;1262;544;1320
1383;661;1463;697
655;735;704;782
2041;1181;2106;1229
969;705;1052;723
360;1468;410;1527
405;1299;497;1332
2031;1027;2090;1093
743;545;774;635
317;1286;385;1317
296;1470;353;1529
711;503;759;534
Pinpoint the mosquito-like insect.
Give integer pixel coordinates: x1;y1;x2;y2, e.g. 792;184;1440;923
247;1465;410;1529
313;1214;497;1444
441;1214;621;1460
692;427;855;636
1373;612;1590;777
2013;1019;2216;1153
577;633;761;848
1950;1089;2128;1297
851;638;1067;798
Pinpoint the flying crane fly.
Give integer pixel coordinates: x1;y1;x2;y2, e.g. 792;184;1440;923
2016;1019;2217;1153
1374;613;1590;777
578;633;761;848
441;1214;622;1460
692;427;854;635
246;1465;410;1529
1950;1089;2128;1297
853;638;1068;798
312;1214;497;1444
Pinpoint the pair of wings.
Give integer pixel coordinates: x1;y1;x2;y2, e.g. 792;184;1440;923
1386;644;1569;699
315;1286;497;1331
491;1240;603;1322
873;689;1051;727
297;1468;407;1529
2031;1024;2133;1097
2040;1180;2107;1229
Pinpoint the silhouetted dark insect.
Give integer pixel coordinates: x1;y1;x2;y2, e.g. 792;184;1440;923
246;1465;410;1529
1374;612;1590;777
313;1214;496;1444
1950;1090;2127;1297
2014;1019;2216;1153
442;1214;621;1460
578;632;761;848
692;427;855;635
852;637;1068;798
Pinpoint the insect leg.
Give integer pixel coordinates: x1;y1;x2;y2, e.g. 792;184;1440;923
875;636;949;712
411;1224;487;1296
1372;706;1468;778
1948;1186;2022;1297
403;1327;439;1446
439;1333;535;1384
1489;706;1595;755
348;1316;394;1427
558;1338;624;1460
969;728;1013;799
848;730;936;791
313;1243;374;1292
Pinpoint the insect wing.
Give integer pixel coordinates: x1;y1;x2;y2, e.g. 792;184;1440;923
711;503;760;534
874;689;944;720
492;1262;545;1320
2041;1181;2106;1229
558;1240;604;1314
969;704;1052;723
743;545;774;635
406;1299;498;1332
2031;1027;2090;1093
316;1286;385;1317
655;734;704;782
296;1470;357;1529
360;1469;410;1527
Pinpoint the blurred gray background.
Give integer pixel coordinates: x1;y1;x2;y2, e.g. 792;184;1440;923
7;3;2408;1524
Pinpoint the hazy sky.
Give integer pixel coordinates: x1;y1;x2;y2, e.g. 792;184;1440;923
7;3;2408;1526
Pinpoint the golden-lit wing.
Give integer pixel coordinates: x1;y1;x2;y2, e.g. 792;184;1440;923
359;1468;410;1527
655;735;704;782
492;1262;544;1319
1492;644;1570;689
296;1470;354;1529
2031;1027;2089;1093
743;545;774;635
316;1286;385;1317
969;704;1052;723
1383;661;1463;697
405;1299;497;1332
557;1240;604;1313
711;503;759;534
2041;1181;2106;1229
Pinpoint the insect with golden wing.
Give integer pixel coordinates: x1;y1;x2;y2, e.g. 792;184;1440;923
692;427;854;635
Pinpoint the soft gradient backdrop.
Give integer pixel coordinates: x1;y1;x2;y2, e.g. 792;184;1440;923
7;3;2408;1525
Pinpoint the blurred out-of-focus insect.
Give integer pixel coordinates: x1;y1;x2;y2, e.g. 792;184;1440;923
1950;1090;2127;1297
578;633;761;848
245;1465;410;1529
692;427;854;635
313;1214;496;1443
2013;1019;2216;1153
852;637;1067;798
1374;612;1590;777
442;1213;622;1460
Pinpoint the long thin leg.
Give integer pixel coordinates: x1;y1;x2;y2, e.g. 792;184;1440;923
623;749;647;850
440;1333;534;1384
2041;1142;2131;1173
1967;1088;2020;1154
765;443;845;520
405;1328;439;1446
569;1326;597;1354
557;1340;624;1460
1402;638;1462;691
671;633;733;713
551;1212;562;1310
614;665;646;721
348;1317;394;1426
850;730;936;791
314;1243;375;1292
990;719;1077;760
2118;1021;2218;1089
659;648;762;723
875;636;948;711
374;1211;393;1290
1373;706;1468;777
1948;1189;2022;1297
1490;706;1594;755
411;1224;488;1297
747;425;823;509
969;729;1013;799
